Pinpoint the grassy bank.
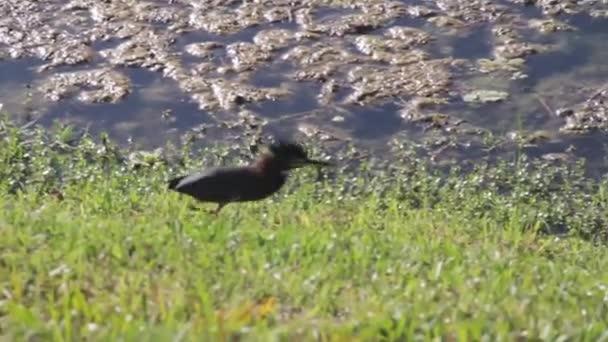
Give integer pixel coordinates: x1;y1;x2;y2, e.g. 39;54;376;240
1;118;608;340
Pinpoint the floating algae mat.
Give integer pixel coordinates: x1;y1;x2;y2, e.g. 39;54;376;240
1;0;608;171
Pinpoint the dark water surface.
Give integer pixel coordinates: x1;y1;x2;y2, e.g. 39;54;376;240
1;2;608;173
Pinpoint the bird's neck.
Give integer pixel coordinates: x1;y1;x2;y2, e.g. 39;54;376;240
254;155;286;175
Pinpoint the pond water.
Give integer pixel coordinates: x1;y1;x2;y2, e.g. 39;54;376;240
1;0;608;174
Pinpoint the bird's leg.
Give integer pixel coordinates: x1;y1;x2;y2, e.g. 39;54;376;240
187;203;225;215
187;203;202;211
187;202;214;213
212;202;226;215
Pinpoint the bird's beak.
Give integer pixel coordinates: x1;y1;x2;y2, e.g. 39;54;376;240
292;158;332;168
306;158;332;167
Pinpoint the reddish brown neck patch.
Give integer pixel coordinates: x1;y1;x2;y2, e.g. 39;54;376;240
253;154;279;174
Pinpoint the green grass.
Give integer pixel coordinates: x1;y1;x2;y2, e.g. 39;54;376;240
2;118;608;340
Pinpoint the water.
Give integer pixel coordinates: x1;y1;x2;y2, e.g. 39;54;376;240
1;1;608;174
44;68;211;147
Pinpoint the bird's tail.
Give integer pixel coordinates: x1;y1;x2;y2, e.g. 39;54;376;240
167;176;185;190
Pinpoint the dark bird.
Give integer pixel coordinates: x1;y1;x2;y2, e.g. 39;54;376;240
168;141;331;214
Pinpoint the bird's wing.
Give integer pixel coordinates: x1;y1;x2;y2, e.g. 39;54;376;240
171;167;259;202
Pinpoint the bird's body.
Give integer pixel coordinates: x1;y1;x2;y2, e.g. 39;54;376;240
168;166;286;203
168;141;329;214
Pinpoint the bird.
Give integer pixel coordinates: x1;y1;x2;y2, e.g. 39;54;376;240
167;140;331;214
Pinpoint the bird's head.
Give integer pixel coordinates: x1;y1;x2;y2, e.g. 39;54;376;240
258;140;331;171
